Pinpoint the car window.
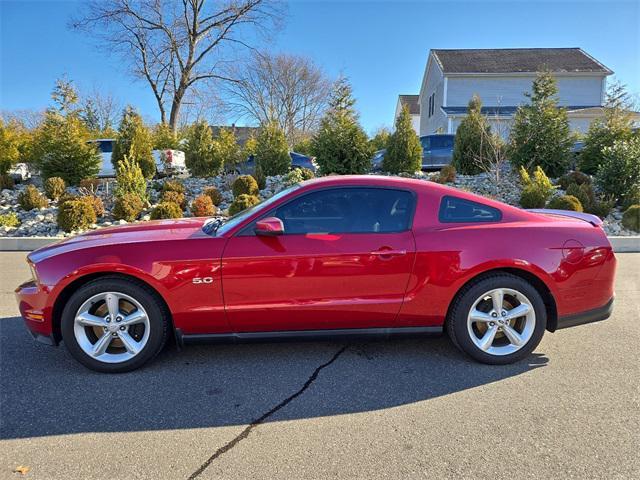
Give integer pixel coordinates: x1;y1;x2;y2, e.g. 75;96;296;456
439;195;502;223
266;187;415;235
430;136;454;149
420;137;430;151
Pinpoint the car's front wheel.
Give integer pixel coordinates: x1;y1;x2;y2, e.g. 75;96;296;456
447;274;547;364
61;277;169;373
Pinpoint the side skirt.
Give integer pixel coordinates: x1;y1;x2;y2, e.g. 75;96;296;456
176;326;443;347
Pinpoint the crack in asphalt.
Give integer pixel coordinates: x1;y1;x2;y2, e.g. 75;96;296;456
187;345;349;479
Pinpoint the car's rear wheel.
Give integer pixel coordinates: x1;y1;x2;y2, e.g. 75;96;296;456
61;277;169;373
447;274;547;364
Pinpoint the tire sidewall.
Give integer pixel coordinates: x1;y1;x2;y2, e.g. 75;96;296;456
61;278;167;373
452;275;547;365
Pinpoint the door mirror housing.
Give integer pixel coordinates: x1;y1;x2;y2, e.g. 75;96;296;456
255;217;284;236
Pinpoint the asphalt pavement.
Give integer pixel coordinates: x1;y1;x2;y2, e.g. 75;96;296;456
1;251;638;479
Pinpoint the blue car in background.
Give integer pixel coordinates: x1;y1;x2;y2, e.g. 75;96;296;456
372;134;456;171
236;151;318;175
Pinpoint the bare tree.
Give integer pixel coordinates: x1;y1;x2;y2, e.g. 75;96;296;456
72;0;283;131
80;87;122;134
222;51;332;144
0;109;45;130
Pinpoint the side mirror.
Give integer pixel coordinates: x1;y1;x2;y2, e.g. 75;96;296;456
255;217;284;236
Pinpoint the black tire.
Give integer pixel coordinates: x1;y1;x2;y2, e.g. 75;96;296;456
61;277;169;373
446;273;547;365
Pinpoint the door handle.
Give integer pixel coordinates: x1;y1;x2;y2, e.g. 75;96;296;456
370;249;407;257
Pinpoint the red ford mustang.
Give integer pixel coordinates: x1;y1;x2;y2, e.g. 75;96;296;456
15;175;616;372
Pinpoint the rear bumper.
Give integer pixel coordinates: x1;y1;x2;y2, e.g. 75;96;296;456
556;297;614;330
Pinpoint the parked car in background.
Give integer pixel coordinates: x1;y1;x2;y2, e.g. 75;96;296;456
88;139;187;178
235;152;318;175
153;149;187;177
8;163;32;183
371;134;455;171
87;139;116;178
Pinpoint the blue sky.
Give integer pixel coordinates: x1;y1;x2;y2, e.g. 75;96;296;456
1;0;639;133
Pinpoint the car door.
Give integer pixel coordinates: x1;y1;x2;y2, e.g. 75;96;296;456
420;136;431;169
221;187;417;332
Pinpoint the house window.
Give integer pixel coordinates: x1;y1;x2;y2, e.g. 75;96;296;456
428;95;432;118
430;93;436;117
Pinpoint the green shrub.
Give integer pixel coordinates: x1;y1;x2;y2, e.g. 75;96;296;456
558;171;591;190
519;166;556;209
152;122;179;150
150;202;183;220
580;108;634;174
311;77;372;175
232;175;259;197
162;180;185;194
185;120;220;177
253;164;266;190
18;185;48;210
161;190;186;209
229;194;260;216
255;121;291;176
621;205;640;232
519;188;549;209
596;137;640;207
547;195;583;212
284;169;304;186
451;95;497;175
566;183;595;210
203;186;223;206
43;177;66;200
0;119;22;175
80;195;105;217
383;104;422;174
437;165;457;184
191;195;215;217
112;193;144;222
299;167;315;181
585;197;615;219
0;174;14;190
0;212;19;228
115;155;147;202
509;72;573;177
58;192;78;206
79;178;101;192
112;106;156;179
212;128;242;172
57;199;97;232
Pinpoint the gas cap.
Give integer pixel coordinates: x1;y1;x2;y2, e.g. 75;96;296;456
562;239;585;264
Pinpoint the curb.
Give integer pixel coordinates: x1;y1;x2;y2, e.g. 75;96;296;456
0;235;639;253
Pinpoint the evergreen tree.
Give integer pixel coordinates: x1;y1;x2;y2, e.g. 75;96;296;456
0;120;22;175
185;120;220;177
369;127;391;151
31;79;100;185
580;81;635;174
311;77;372;174
383;105;422;173
255;121;291;176
212;128;242;172
451;95;497;174
112;106;156;178
153;122;179;150
509;71;574;177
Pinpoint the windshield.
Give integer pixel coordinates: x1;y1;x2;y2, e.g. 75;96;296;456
212;184;302;236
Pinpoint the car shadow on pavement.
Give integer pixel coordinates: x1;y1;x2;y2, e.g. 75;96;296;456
0;316;547;440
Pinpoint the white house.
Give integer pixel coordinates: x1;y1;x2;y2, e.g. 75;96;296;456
394;95;420;134
418;48;614;138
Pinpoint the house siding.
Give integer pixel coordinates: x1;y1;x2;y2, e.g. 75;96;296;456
446;75;605;108
419;61;447;136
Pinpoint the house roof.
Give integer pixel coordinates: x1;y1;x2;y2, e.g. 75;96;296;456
432;48;612;74
442;105;603;116
397;95;420;115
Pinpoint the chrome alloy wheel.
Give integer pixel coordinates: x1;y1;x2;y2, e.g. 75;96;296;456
466;288;536;356
73;292;150;364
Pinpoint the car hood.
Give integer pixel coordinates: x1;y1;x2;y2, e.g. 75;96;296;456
29;218;211;264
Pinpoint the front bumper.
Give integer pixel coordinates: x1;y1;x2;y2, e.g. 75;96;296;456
15;280;57;345
556;297;614;330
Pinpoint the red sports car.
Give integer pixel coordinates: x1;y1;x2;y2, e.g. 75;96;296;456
15;175;616;372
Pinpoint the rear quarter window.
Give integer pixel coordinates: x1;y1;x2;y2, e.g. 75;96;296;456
439;195;502;223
